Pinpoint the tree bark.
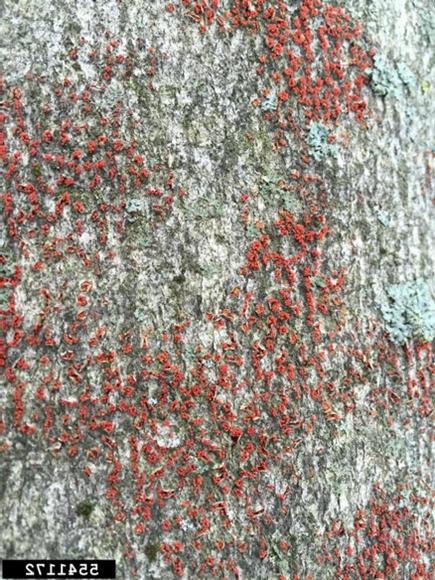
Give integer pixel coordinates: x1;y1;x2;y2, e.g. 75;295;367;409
2;1;434;579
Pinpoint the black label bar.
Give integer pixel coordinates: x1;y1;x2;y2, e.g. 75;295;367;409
2;561;116;579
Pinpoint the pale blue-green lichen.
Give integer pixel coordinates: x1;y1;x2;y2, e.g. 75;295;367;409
381;279;435;344
376;210;391;227
261;91;277;112
125;198;144;213
0;252;15;309
133;308;146;321
124;198;144;223
413;3;435;45
259;173;281;198
397;63;417;89
368;56;401;97
307;122;337;161
0;287;11;310
0;249;15;278
259;173;301;214
367;56;417;98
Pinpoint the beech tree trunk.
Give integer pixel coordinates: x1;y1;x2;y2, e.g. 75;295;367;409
2;1;434;579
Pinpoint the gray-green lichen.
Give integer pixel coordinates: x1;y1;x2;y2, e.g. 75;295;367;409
261;91;277;112
380;278;435;343
367;54;418;98
306;122;337;161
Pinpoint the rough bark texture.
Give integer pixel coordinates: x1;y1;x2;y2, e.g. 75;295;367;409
1;1;434;580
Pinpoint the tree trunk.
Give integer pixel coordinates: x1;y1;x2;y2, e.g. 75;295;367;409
2;1;434;579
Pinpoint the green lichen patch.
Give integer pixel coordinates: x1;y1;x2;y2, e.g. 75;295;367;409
124;198;145;223
306;122;337;162
376;210;391;228
412;0;435;45
261;91;277;113
380;278;435;344
259;172;282;198
367;55;417;98
259;174;300;209
133;308;147;322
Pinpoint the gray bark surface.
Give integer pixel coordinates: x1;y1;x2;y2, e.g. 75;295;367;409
1;1;434;579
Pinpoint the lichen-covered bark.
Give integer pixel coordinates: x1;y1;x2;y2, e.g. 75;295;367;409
1;1;434;579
